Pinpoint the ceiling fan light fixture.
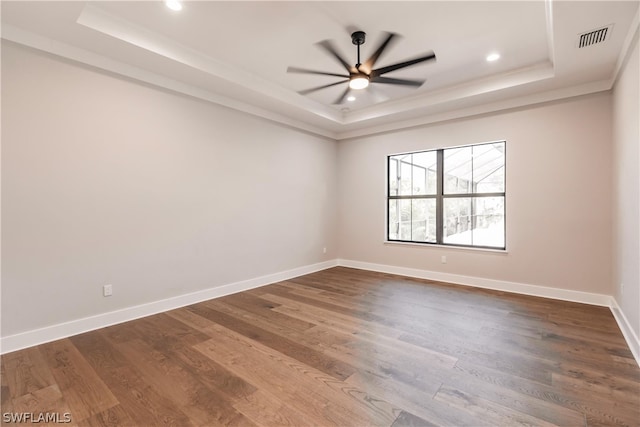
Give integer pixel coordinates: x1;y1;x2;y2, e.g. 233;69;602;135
165;0;183;11
349;75;369;90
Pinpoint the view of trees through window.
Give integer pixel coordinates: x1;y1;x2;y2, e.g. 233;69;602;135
388;141;505;249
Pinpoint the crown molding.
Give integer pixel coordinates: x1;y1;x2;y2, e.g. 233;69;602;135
1;25;338;140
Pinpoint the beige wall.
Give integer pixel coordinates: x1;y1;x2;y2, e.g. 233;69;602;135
337;92;613;295
612;31;640;337
1;42;338;336
0;39;625;341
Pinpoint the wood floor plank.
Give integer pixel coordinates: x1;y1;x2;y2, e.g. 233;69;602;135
399;330;556;385
345;371;486;426
163;342;258;402
187;303;357;381
434;384;560;427
194;324;401;426
69;330;195;426
273;280;488;335
232;389;317;427
2;346;57;398
80;404;136;427
215;292;316;332
390;410;437;427
453;359;635;426
0;361;11;409
113;338;247;427
39;339;119;422
2;267;638;426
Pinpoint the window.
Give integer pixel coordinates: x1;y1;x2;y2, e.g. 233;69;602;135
387;141;505;249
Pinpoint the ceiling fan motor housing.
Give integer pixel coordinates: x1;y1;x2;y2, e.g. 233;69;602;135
351;31;366;46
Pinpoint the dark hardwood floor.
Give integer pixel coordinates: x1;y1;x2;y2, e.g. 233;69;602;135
2;267;639;426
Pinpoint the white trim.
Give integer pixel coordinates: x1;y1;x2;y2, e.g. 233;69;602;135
611;7;639;86
383;241;508;255
0;260;338;355
544;0;556;69
610;298;640;367
337;259;611;306
336;81;611;141
75;5;341;126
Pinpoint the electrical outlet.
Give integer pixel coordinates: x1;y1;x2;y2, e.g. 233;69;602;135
441;255;447;264
103;284;113;297
323;247;327;254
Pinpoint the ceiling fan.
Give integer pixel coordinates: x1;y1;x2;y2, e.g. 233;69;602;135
288;31;436;105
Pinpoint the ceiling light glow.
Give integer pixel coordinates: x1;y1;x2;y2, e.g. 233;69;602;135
347;96;356;102
486;52;500;62
349;76;369;90
165;0;183;11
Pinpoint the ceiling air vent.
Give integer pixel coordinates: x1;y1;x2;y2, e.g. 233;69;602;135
578;25;612;48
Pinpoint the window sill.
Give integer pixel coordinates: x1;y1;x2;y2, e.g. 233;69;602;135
383;240;508;254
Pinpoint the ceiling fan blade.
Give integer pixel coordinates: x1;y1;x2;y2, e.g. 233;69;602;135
333;87;351;105
371;51;436;77
317;40;355;73
371;76;425;87
361;32;397;74
287;67;350;78
298;80;349;95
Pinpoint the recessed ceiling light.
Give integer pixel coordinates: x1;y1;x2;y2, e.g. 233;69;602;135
347;96;356;102
165;0;183;11
486;52;500;62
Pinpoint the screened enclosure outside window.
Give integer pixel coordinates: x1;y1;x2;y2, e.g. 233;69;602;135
387;141;505;249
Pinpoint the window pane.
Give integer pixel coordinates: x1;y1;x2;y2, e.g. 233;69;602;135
388;152;437;197
389;158;398;196
444;196;505;247
472;197;505;247
411;199;436;242
399;199;412;240
412;151;437;195
399;158;412;196
473;142;505;193
413;166;426;195
389;154;412;196
443;198;472;245
444;147;472;194
388;199;413;240
389;199;436;242
388;200;398;239
444;143;505;194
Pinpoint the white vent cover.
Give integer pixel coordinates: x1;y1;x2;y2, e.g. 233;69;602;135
578;25;613;48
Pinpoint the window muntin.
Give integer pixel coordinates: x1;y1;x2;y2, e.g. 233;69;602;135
387;141;505;249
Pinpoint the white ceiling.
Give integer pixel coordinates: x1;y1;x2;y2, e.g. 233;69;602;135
2;1;638;139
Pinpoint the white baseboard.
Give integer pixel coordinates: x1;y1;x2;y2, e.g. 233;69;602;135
0;260;338;354
610;298;640;367
4;258;638;369
337;259;612;306
338;258;640;367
